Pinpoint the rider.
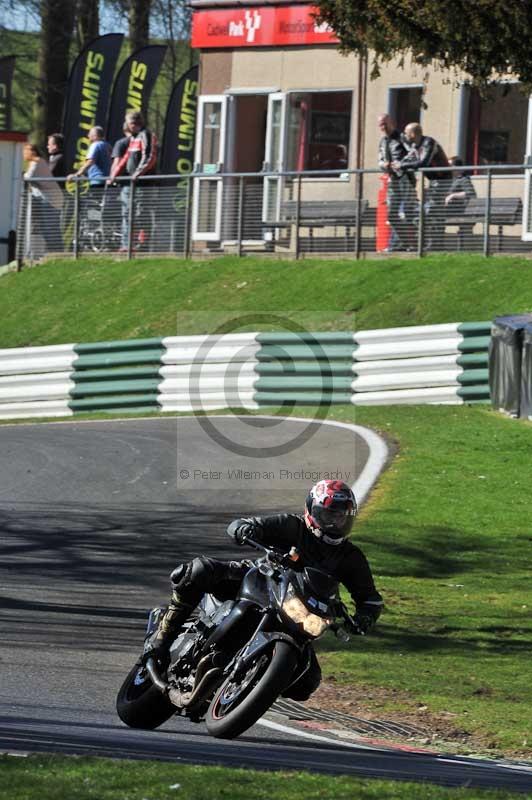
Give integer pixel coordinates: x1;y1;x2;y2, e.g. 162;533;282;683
146;480;383;700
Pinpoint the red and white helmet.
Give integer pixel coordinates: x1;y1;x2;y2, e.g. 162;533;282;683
304;480;357;545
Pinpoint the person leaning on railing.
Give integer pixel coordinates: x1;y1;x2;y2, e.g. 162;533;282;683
393;122;450;250
377;113;417;252
111;110;158;252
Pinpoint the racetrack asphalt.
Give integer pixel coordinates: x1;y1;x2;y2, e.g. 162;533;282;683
0;415;531;792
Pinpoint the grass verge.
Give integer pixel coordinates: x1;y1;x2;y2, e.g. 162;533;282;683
2;254;532;346
0;755;527;800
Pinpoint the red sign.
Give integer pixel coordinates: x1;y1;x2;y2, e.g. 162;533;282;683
191;5;339;48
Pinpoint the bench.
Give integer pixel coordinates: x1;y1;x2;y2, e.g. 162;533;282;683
264;199;371;251
446;197;523;251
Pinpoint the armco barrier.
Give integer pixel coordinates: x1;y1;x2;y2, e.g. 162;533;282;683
70;338;164;413
0;322;491;419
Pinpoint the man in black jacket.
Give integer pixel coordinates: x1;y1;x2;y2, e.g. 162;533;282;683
146;480;383;700
394;122;451;249
378;113;417;252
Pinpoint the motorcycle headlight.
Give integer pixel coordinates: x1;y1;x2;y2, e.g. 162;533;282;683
281;585;332;638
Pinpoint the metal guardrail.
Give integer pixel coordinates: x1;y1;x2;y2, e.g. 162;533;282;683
15;164;532;265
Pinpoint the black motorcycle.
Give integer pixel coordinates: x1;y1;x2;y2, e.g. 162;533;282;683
116;538;353;739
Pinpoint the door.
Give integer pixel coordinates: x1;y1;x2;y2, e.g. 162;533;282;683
522;95;532;241
192;95;228;241
262;93;286;224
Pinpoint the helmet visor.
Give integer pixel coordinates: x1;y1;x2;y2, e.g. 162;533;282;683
313;506;354;536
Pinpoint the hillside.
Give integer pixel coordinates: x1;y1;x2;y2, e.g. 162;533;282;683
1;254;532;347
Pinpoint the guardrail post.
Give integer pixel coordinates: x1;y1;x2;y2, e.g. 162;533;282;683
73;179;80;259
127;178;135;260
184;176;193;258
237;175;244;257
16;182;29;271
295;173;302;260
483;168;492;257
355;170;362;259
417;173;425;257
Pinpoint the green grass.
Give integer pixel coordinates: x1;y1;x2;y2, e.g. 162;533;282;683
0;755;527;800
2;254;532;347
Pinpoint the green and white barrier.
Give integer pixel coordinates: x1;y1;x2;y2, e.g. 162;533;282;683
0;321;492;419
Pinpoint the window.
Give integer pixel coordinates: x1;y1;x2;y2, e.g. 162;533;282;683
388;86;423;134
466;83;527;166
285;91;352;173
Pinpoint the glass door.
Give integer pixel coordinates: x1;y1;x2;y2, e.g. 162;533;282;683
262;93;286;224
522;95;532;241
192;95;228;241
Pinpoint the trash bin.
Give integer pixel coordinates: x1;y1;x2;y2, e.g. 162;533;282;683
488;314;532;417
520;324;532;420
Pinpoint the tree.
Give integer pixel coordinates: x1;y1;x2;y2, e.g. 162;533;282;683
128;0;151;52
314;0;532;87
76;0;99;50
33;0;75;147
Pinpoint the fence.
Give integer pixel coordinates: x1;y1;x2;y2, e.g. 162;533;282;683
0;321;490;420
15;163;532;265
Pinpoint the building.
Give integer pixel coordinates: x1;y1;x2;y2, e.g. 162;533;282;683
0;131;26;266
189;0;532;252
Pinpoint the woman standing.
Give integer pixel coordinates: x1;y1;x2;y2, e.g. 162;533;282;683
24;143;64;253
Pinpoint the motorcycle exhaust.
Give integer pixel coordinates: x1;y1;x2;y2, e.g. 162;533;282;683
168;667;222;709
145;657;169;692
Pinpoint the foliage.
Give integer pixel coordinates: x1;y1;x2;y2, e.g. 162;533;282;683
315;0;532;87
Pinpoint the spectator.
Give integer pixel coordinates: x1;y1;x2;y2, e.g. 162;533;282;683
108;122;132;183
67;126;111;192
114;110;158;251
445;157;476;212
24;143;63;252
445;156;477;246
394;122;450;250
47;133;66;180
377;113;417;251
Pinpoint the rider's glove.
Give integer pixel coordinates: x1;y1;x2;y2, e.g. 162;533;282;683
227;518;255;545
346;613;375;636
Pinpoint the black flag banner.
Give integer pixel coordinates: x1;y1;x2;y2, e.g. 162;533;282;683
62;33;124;175
0;56;16;131
106;44;167;148
160;65;199;175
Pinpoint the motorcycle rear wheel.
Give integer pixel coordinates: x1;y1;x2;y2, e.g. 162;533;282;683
116;660;175;730
205;641;297;739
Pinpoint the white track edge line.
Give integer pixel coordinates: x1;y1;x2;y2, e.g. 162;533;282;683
200;414;389;506
256;716;379;750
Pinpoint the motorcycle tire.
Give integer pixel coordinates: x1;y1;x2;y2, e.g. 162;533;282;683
116;660;175;730
205;641;297;739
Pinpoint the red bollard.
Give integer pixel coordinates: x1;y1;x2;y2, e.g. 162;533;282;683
376;174;391;252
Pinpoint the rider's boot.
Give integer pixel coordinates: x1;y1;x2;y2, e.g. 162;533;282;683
145;599;194;666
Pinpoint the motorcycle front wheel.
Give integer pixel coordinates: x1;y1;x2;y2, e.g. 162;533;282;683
205;641;298;739
116;660;175;730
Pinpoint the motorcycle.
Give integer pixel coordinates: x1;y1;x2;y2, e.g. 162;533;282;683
116;538;353;739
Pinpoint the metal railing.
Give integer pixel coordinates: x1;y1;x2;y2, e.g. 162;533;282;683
15;163;532;265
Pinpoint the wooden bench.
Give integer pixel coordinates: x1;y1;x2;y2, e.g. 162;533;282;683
446;197;523;251
264;199;371;251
